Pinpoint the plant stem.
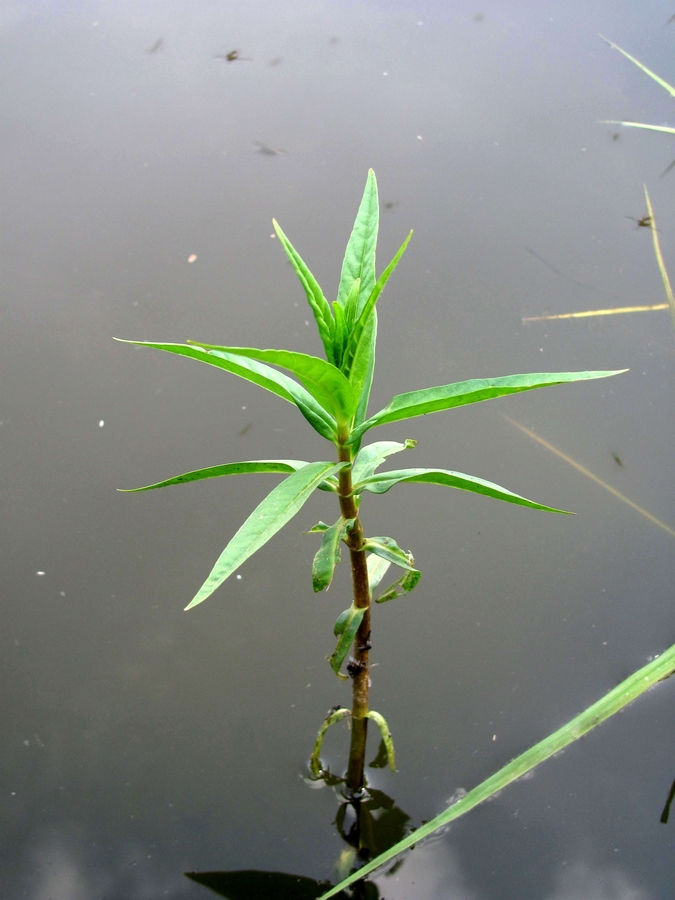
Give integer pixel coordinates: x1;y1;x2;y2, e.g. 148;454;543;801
337;430;372;794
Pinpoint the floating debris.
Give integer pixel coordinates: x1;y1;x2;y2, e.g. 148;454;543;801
187;254;198;263
523;303;668;322
214;50;252;62
253;141;286;156
147;39;164;54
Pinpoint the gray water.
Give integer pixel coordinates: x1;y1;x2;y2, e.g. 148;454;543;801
2;1;675;898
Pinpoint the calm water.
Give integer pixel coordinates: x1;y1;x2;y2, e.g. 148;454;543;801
3;1;675;897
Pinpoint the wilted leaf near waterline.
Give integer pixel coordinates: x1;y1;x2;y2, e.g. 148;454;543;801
310;707;350;777
329;604;365;677
320;641;675;899
337;168;379;316
362;535;416;570
365;710;396;771
185;461;347;610
312;518;354;592
348;370;627;443
272;218;334;360
114;340;337;441
356;467;573;514
375;568;421;604
188;342;357;425
119;460;312;493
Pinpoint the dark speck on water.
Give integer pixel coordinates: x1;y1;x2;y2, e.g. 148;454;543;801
147;38;164;54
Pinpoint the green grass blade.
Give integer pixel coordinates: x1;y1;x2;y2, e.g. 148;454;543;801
362;536;416;570
356;467;573;514
343;231;412;379
337;170;379;316
185;461;347;610
601;36;675;98
312;517;354;592
643;185;675;330
189;342;357;426
329;604;365;677
119;460;311;492
115;340;337;441
600;120;675;135
272;218;335;361
320;642;675;898
352;439;417;484
348;370;627;444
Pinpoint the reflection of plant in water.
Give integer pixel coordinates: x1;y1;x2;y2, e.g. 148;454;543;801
118;171;622;797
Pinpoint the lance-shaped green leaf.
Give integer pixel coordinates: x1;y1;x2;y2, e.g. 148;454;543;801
188;342;357;425
351;312;377;436
364;711;395;771
375;568;421;604
352;439;417;484
331;296;350;370
312;517;354;592
348;370;628;444
363;536;416;571
356;467;573;514
115;340;337;441
342;231;412;379
272;218;335;361
319;640;675;899
119;459;312;493
185;461;347;610
337;169;379;317
329;604;366;677
310;707;350;777
367;554;391;593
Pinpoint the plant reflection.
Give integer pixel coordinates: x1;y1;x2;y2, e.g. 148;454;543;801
185;749;413;899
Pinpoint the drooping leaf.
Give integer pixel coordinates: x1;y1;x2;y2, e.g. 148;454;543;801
348;370;628;444
351;439;417;484
355;467;573;514
312;518;354;592
367;554;391;593
329;604;365;677
362;536;416;571
118;460;311;493
375;568;421;604
272;218;335;361
342;231;412;378
115;340;337;441
364;710;396;771
310;707;351;777
188;342;357;425
319;640;675;899
185;461;347;610
337;169;379;316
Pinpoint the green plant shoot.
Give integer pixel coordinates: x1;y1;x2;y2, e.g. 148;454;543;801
117;170;625;793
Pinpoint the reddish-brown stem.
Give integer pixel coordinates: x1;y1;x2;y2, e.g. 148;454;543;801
336;429;372;794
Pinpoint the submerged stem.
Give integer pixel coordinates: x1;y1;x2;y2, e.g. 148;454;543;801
336;430;372;794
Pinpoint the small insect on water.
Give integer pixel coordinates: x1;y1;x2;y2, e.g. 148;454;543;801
611;451;623;467
214;50;252;62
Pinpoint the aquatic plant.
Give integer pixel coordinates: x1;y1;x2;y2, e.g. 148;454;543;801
118;170;623;794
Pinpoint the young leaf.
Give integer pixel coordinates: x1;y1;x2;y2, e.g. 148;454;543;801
115;340;338;441
329;604;366;677
119;460;311;493
185;461;347;610
331;298;349;370
362;536;416;571
188;342;357;425
356;467;574;514
364;710;396;771
312;517;354;592
319;639;675;899
351;439;417;484
337;169;379;316
272;218;335;361
348;370;628;444
375;568;421;604
367;554;391;593
342;231;412;378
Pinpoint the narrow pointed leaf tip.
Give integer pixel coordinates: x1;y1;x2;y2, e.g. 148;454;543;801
184;461;347;610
